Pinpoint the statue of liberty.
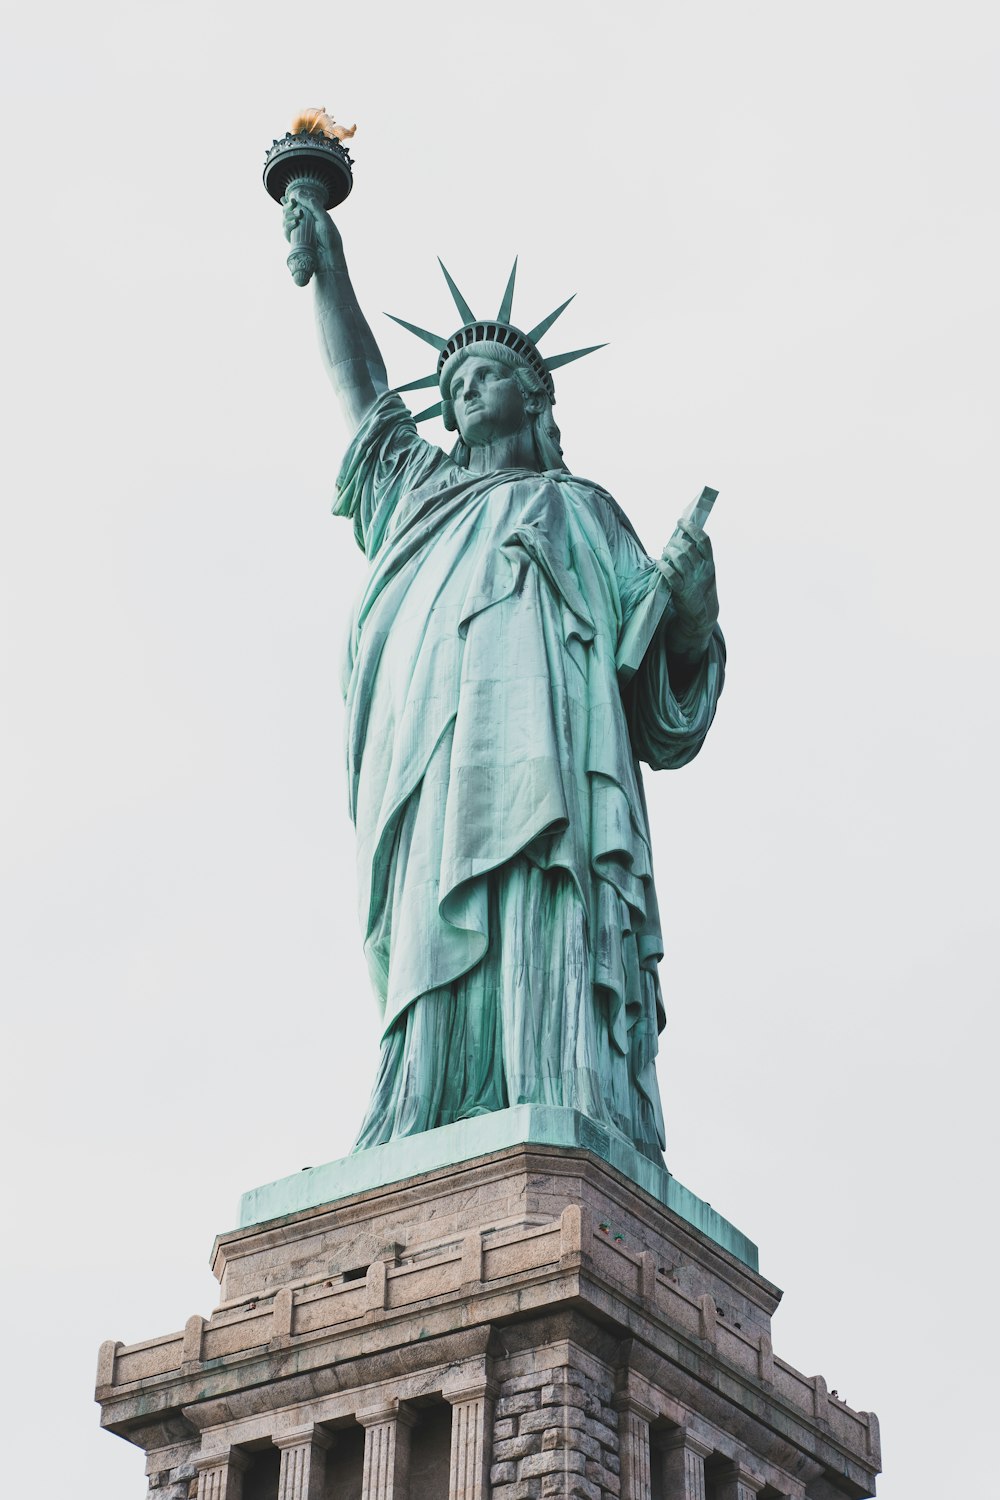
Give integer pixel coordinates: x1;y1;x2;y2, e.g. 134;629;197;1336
281;198;724;1165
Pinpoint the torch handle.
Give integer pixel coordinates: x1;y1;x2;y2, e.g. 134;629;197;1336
284;176;327;288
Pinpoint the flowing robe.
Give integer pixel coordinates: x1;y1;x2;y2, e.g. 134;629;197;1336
335;393;725;1161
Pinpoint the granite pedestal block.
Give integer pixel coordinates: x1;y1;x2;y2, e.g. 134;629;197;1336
96;1140;880;1500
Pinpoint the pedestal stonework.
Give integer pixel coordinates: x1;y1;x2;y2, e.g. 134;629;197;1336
96;1141;880;1500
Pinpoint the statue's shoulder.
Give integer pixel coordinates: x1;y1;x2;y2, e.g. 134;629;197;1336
552;470;647;551
349;392;452;474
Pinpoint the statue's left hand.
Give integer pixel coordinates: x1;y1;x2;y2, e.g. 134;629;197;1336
659;521;719;651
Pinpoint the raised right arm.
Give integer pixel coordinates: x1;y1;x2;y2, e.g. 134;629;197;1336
282;192;389;431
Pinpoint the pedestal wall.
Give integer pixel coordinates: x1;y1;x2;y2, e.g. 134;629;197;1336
96;1145;880;1500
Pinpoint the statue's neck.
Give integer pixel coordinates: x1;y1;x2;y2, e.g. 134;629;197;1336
465;428;541;474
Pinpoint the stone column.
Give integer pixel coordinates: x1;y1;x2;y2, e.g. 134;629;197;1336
716;1460;761;1500
274;1424;333;1500
358;1402;416;1500
195;1448;249;1500
444;1380;496;1500
615;1394;657;1500
661;1431;712;1500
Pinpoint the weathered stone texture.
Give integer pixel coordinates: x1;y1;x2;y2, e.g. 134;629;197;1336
489;1360;619;1500
95;1145;880;1500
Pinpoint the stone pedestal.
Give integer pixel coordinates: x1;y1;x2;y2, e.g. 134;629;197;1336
96;1136;880;1500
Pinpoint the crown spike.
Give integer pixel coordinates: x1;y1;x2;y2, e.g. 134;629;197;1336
384;313;448;352
438;259;476;324
497;257;518;323
543;343;608;373
412;399;444;423
526;294;576;345
392;372;441;394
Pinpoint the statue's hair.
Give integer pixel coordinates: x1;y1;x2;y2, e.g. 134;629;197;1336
440;342;566;472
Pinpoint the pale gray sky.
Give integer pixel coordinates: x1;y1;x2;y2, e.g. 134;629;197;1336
2;3;997;1496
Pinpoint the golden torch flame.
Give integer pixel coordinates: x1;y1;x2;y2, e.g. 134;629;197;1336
291;107;356;143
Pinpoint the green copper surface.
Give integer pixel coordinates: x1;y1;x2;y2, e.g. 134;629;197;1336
277;200;724;1169
237;1106;758;1271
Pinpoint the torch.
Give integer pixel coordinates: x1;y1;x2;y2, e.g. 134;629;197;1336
263;110;355;287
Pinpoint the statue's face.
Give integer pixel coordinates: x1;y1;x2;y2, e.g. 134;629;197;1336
450;357;528;446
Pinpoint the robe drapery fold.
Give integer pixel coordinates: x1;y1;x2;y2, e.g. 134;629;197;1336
335;393;725;1160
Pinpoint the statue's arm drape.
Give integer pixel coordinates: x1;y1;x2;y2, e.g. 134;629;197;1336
333;392;450;557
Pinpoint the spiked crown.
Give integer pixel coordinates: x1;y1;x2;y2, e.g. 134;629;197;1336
386;258;605;423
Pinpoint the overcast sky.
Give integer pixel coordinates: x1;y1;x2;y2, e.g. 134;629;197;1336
2;3;997;1497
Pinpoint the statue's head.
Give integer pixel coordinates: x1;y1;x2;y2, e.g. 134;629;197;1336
386;259;604;469
440;342;565;471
